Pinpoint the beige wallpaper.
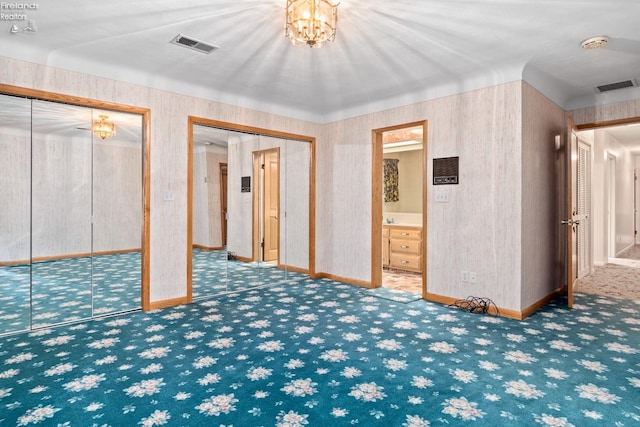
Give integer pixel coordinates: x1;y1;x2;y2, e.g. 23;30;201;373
319;82;525;310
520;83;567;309
5;55;625;313
0;56;322;302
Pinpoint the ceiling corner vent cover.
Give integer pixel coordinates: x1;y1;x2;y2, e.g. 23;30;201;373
170;34;218;54
596;79;638;93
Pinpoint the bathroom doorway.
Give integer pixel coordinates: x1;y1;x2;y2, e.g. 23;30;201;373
371;121;427;296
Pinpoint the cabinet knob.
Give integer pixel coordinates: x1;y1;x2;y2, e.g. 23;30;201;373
401;245;409;249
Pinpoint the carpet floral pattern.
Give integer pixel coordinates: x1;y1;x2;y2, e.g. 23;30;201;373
1;250;301;334
1;278;639;426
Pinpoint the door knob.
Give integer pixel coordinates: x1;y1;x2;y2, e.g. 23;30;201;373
561;219;580;226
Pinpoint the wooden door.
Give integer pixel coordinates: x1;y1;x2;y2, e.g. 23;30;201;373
263;151;279;262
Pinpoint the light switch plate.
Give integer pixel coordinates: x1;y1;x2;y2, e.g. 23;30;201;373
436;192;449;203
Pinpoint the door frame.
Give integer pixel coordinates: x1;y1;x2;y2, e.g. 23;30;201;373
371;120;428;298
568;114;640;307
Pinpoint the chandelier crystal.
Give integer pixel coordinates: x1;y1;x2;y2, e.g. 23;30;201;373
93;115;116;140
285;0;339;48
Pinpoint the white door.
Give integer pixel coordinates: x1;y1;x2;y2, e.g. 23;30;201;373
577;140;591;278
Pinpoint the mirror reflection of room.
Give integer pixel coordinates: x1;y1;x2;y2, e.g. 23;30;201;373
190;125;311;300
0;94;144;335
382;126;423;293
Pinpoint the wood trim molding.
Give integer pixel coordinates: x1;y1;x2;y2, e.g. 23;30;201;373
192;244;225;251
0;84;152;313
280;264;311;275
148;296;190;311
314;272;372;289
0;249;143;266
575;116;640;130
426;286;567;321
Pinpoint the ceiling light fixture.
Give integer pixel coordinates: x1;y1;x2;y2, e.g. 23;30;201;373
93;115;116;140
580;35;609;50
285;0;339;48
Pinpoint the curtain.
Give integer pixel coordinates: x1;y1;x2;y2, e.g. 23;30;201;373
383;158;399;202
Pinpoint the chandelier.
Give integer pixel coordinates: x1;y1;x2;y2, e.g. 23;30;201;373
285;0;339;48
93;115;116;140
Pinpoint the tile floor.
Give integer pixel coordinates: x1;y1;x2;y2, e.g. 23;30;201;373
382;267;423;293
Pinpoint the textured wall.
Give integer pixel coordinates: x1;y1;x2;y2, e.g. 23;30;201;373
520;83;567;309
1;56;320;302
318;82;525;310
0;122;31;262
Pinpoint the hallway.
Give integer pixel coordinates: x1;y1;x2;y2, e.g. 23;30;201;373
575;244;640;300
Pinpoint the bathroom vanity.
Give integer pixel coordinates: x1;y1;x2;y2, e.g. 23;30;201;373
382;225;423;273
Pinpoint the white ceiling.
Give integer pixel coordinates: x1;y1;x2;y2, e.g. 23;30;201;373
2;0;640;124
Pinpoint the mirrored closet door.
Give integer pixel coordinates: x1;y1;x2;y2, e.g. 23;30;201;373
190;121;312;300
0;94;144;335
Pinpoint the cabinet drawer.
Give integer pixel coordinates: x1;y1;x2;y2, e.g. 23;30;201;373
390;228;421;240
390;239;421;255
390;253;422;271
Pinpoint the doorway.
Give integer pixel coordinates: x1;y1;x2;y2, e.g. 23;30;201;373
253;149;280;264
371;121;427;297
571;120;640;302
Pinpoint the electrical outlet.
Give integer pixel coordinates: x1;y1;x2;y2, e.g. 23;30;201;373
436;192;449;203
461;270;469;282
469;272;477;284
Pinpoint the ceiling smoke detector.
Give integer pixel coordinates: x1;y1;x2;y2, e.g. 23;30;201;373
580;36;609;50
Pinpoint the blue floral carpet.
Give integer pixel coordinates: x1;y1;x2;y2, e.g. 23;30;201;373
0;278;638;426
0;250;300;334
0;253;141;334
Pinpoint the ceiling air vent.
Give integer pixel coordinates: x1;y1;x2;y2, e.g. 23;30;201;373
170;34;218;54
596;79;637;93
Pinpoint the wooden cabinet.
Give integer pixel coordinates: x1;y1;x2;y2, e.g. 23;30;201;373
382;227;390;267
383;226;422;273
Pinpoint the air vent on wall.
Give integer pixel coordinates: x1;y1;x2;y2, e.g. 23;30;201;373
596;79;638;93
170;34;218;54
